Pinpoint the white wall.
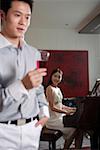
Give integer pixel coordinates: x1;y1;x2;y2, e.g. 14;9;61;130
26;27;100;91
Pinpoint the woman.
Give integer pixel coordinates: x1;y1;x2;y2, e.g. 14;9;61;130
45;68;78;149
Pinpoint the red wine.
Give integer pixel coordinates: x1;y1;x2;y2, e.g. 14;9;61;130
37;60;47;68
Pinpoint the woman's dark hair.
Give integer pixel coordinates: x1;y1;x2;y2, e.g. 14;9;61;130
47;68;63;86
0;0;34;14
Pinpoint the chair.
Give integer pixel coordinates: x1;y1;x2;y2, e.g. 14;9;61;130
40;126;63;150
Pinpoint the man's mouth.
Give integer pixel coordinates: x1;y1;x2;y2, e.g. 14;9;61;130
17;28;25;32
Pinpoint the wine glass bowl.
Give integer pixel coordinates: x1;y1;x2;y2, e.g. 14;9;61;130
37;50;50;68
40;50;50;61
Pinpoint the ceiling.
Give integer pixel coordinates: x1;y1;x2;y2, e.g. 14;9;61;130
32;0;100;34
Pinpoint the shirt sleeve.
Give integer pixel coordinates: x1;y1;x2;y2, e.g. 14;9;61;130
8;80;29;101
0;80;29;108
36;85;50;118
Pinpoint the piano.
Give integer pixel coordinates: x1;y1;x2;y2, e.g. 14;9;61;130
78;96;100;130
63;80;100;149
63;78;100;130
63;96;100;130
63;96;100;149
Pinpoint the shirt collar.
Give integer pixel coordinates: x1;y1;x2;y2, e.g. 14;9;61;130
0;33;12;48
0;33;26;49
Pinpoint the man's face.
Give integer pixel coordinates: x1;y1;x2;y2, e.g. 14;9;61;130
2;1;31;38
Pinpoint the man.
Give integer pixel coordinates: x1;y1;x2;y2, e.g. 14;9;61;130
0;0;49;149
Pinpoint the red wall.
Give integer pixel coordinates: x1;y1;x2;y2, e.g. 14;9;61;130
43;50;89;98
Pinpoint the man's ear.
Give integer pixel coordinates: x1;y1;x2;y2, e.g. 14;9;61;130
0;10;5;20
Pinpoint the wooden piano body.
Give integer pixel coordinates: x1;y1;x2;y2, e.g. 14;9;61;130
63;96;100;130
63;96;100;149
78;96;100;130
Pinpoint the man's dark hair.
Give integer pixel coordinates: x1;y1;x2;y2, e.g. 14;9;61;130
0;0;34;14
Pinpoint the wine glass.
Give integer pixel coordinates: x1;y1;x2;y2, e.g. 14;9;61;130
37;50;50;68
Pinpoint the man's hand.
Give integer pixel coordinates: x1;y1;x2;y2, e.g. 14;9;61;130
35;116;49;127
22;68;47;89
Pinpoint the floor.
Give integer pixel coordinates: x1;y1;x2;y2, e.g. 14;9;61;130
39;135;91;150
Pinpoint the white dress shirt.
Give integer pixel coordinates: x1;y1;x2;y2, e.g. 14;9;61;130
0;33;49;121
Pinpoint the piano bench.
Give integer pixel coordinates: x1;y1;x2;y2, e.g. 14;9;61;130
40;126;63;150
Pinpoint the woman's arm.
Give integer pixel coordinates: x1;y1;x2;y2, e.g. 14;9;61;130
62;104;76;110
46;86;73;115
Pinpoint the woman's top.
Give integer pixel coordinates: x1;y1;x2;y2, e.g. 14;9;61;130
46;85;64;128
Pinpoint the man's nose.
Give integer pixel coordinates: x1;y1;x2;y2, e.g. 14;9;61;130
19;16;26;25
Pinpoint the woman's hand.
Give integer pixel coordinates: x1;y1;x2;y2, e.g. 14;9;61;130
64;107;77;115
62;104;76;110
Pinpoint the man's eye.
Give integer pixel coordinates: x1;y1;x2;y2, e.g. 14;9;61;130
26;17;29;20
26;16;30;20
15;14;20;17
